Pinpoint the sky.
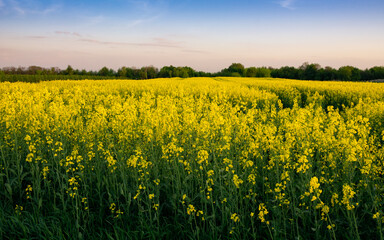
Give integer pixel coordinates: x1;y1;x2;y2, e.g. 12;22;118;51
0;0;383;72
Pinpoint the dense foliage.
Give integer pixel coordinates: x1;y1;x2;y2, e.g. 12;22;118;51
1;63;384;82
1;77;384;239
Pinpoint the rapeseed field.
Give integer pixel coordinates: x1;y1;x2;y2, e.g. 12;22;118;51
1;77;384;239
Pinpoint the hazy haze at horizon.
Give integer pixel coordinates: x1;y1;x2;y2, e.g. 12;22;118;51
0;0;383;72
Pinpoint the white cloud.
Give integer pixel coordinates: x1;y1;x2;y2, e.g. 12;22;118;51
279;0;296;10
126;15;159;28
8;0;60;15
83;15;106;25
128;0;153;13
78;37;183;49
55;31;82;37
13;6;25;14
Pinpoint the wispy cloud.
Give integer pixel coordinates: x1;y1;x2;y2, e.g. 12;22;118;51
38;5;59;14
152;38;184;48
24;33;186;49
26;35;49;39
82;15;106;25
279;0;296;10
182;49;210;54
127;19;143;27
55;31;82;37
126;15;160;28
7;0;60;15
78;36;207;54
79;37;183;48
0;0;4;8
128;0;157;14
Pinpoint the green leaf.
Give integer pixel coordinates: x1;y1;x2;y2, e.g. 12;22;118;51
5;183;12;196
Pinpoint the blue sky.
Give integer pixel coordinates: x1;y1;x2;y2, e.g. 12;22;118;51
0;0;383;72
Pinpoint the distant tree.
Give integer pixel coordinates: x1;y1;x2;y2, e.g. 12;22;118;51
2;67;16;74
158;66;176;78
318;66;337;81
73;69;81;75
1;63;379;82
184;66;197;77
271;66;299;79
245;67;257;77
117;67;127;78
255;67;271;77
142;66;158;79
299;62;321;80
27;66;44;75
369;66;384;80
131;68;141;79
228;63;245;76
174;68;181;77
168;66;196;78
361;69;373;80
64;65;74;75
49;67;60;75
351;67;361;81
216;69;230;76
198;71;211;77
180;69;189;78
139;69;148;79
98;67;109;76
98;66;115;77
338;66;361;81
16;67;26;74
125;67;135;79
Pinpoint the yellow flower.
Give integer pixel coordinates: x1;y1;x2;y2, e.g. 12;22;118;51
153;179;160;185
24;135;31;142
115;209;124;218
231;213;240;223
42;166;49;179
233;174;243;188
342;184;356;210
153;203;159;211
187;204;196;215
197;150;209;165
26;185;32;192
110;203;116;212
15;205;23;215
309;177;320;194
258;203;269;224
68;177;77;186
26;153;34;163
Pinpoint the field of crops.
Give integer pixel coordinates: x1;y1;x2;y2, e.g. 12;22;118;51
1;77;384;239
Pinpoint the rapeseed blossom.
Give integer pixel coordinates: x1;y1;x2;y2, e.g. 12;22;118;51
1;77;384;239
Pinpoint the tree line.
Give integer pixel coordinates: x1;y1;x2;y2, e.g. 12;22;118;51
218;63;384;81
1;63;383;82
